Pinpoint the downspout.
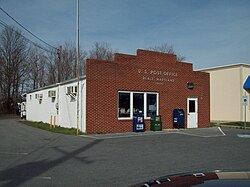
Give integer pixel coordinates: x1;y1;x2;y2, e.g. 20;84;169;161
80;82;85;132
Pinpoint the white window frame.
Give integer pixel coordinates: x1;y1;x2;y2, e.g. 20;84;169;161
118;91;159;120
118;91;132;120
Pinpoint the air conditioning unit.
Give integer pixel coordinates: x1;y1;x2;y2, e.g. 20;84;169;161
69;93;76;98
35;93;42;99
48;90;56;98
66;86;78;95
39;94;43;99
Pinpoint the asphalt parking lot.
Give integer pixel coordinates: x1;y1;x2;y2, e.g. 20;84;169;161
81;126;226;139
1;118;250;187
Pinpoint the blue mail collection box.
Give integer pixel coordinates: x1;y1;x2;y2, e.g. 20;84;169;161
133;111;145;132
173;109;185;129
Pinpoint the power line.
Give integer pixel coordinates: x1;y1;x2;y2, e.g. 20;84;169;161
0;20;52;53
0;7;57;50
0;20;51;53
0;20;53;53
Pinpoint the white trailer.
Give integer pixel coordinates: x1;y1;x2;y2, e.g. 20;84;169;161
26;77;86;132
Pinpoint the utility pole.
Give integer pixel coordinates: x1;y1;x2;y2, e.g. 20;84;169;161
57;46;62;83
76;0;80;135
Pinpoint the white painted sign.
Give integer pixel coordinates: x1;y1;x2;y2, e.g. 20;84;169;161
243;95;248;106
138;69;178;83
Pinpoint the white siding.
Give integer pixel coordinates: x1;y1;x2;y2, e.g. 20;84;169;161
26;79;86;132
26;88;57;123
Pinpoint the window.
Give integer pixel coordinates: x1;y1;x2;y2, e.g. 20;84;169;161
133;93;144;115
189;100;196;113
48;90;56;97
147;94;157;117
67;86;73;94
118;92;130;118
118;91;158;119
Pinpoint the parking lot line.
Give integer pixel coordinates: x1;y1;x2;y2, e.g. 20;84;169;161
237;134;250;138
38;176;52;180
0;151;29;155
79;127;226;139
80;131;171;139
174;131;209;138
79;135;102;139
175;132;225;138
175;127;226;138
218;127;226;136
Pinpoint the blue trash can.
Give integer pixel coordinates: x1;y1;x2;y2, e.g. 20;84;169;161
133;111;145;132
173;109;185;129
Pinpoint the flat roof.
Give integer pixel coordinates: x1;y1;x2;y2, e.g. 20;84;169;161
197;63;250;72
27;76;86;94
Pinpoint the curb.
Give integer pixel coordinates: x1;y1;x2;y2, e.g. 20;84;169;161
213;124;250;130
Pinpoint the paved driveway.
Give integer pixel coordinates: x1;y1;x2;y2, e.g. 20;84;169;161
0;118;250;186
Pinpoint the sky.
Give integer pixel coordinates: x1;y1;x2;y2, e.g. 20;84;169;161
0;0;250;69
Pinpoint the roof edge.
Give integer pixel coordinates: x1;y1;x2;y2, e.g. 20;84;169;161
27;75;86;94
197;63;250;72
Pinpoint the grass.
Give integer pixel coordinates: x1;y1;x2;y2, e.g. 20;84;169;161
210;121;250;128
20;120;85;135
21;120;250;135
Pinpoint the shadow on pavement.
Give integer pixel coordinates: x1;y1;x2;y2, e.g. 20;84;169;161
0;139;102;187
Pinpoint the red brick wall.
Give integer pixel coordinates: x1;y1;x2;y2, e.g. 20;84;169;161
86;49;210;134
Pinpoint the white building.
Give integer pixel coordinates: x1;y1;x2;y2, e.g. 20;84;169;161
26;77;86;132
201;63;250;122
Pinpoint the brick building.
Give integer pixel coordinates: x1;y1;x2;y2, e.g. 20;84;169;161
27;49;210;134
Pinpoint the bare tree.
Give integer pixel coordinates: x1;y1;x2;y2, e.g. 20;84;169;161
46;51;57;85
0;57;5;112
148;43;186;62
60;42;76;81
89;42;115;61
79;50;88;76
57;41;88;82
28;41;88;87
0;26;29;113
0;26;113;113
28;46;42;89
